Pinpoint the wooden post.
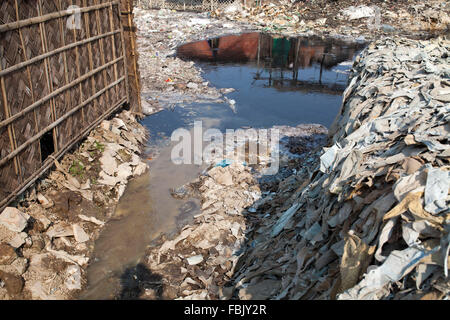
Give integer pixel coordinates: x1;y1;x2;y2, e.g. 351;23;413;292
126;0;142;112
15;0;41;165
109;2;120;100
37;0;58;153
94;0;112;109
69;0;85;123
293;37;300;81
0;71;20;177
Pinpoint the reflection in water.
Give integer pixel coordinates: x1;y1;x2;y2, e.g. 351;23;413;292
177;33;366;92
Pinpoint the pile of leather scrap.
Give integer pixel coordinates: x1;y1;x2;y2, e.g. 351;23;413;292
229;36;449;300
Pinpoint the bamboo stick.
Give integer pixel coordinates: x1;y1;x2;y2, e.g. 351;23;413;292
0;72;20;176
38;0;58;152
83;0;100;123
109;2;120;99
118;6;130;104
13;0;37;179
70;0;85;123
126;0;141;112
15;0;40;163
57;0;71;151
0;56;124;130
94;0;111;108
0;77;125;168
0;1;120;33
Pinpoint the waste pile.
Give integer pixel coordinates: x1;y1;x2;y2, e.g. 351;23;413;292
140;125;328;300
212;0;449;39
229;36;450;300
0;110;148;299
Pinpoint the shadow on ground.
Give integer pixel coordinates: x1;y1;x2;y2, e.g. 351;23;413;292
118;263;163;300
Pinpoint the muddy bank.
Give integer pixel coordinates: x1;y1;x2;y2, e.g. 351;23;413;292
134;36;449;300
0;110;148;300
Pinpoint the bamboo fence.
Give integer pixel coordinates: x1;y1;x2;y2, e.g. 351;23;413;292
0;0;141;211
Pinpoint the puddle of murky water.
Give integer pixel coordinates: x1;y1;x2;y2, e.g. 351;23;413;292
145;33;365;141
80;33;365;300
80;131;204;299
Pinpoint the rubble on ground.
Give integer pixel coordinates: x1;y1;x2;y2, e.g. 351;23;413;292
134;8;258;114
212;0;449;40
139;125;328;300
0;110;148;300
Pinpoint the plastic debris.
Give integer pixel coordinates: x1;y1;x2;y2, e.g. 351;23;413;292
341;6;375;20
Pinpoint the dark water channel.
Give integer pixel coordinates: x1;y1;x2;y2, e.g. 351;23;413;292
79;33;365;300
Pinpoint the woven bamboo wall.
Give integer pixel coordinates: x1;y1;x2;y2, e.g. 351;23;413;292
121;0;141;114
0;0;141;210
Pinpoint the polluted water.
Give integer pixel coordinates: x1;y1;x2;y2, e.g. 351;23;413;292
80;33;366;299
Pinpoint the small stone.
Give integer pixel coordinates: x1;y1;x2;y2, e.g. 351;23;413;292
220;88;235;94
24;236;33;248
112;118;127;130
0;271;24;295
37;193;54;209
186;254;203;265
72;224;89;243
78;214;105;226
65;264;81;290
11;258;28;275
99;150;117;176
100;120;111;131
116;163;133;182
36;216;52;231
8;232;28;249
133;162;148;176
30;236;45;252
46;223;74;239
186;82;199;90
0;243;17;265
216;171;233;186
0;207;30;232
